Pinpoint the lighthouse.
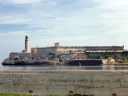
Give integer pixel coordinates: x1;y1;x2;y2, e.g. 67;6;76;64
24;35;29;53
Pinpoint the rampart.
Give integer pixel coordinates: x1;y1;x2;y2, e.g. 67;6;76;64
0;70;128;96
57;46;124;53
31;47;57;55
31;46;124;54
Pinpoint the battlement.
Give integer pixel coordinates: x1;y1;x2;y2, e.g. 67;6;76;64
31;45;124;55
58;46;124;50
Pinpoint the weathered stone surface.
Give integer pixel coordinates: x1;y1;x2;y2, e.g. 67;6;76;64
3;52;103;66
0;71;128;96
2;53;57;65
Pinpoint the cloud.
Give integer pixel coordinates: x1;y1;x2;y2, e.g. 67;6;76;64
0;0;128;62
0;0;60;6
95;0;128;9
12;0;42;4
0;0;42;4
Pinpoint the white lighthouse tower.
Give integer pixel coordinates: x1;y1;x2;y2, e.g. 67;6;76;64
25;35;29;53
22;35;29;53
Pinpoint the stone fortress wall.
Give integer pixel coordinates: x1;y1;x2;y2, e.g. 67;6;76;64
31;47;57;55
31;42;124;55
57;46;124;53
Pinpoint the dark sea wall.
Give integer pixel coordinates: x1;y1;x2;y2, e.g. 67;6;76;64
66;60;102;66
0;71;128;96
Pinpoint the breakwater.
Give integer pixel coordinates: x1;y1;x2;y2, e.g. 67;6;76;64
0;71;128;96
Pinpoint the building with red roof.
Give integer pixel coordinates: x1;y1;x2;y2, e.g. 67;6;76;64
75;56;87;60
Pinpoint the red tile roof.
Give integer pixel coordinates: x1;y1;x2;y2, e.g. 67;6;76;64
75;56;87;58
107;58;114;60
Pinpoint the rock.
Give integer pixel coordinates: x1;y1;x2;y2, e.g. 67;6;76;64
2;53;57;65
2;52;74;65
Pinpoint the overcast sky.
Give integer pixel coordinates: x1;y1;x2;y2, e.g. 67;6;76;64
0;0;128;62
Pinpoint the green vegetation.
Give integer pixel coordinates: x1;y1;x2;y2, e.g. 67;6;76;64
49;95;66;96
56;55;60;59
50;94;94;96
86;52;128;62
88;54;103;59
0;94;32;96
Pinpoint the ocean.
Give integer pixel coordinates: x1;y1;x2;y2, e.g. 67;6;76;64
0;63;128;71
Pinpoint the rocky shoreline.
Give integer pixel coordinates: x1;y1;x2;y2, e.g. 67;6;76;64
2;52;108;66
2;58;55;65
2;52;60;65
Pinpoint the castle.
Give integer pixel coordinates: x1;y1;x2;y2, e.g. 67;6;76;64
29;37;124;55
20;36;126;55
2;36;127;65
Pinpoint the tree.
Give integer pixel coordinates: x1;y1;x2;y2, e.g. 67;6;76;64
104;54;110;59
88;54;95;59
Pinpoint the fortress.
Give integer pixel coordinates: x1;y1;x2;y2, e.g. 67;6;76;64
2;36;127;65
30;37;124;55
31;43;124;55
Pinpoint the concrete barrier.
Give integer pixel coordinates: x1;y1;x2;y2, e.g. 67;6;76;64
0;70;128;96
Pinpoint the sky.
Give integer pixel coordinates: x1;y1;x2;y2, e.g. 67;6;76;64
0;0;128;62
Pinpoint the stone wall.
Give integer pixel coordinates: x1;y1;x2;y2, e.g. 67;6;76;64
57;46;124;53
31;47;57;55
9;53;33;59
0;71;128;96
9;53;20;58
31;46;124;55
57;47;85;53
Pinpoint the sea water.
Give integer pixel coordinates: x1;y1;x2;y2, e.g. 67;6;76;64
0;63;128;70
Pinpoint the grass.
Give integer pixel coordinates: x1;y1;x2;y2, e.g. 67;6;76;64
49;95;66;96
50;94;94;96
0;94;32;96
0;94;94;96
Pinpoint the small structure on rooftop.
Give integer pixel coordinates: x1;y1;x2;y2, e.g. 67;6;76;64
107;57;115;63
117;60;124;63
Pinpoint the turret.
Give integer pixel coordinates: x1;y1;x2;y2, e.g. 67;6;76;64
55;42;59;48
